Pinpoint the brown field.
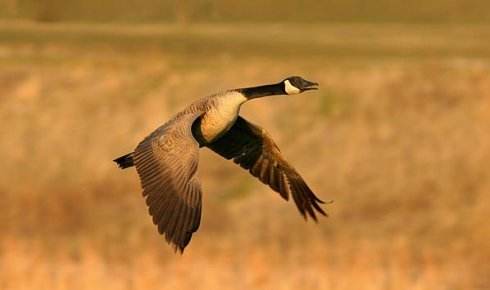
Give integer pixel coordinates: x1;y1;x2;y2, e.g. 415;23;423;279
1;21;489;290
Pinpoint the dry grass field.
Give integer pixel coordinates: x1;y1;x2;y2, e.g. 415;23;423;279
1;21;490;290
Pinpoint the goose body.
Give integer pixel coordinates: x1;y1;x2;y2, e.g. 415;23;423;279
114;76;327;252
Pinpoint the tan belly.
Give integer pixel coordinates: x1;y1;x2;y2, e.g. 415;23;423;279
200;110;237;143
197;91;247;143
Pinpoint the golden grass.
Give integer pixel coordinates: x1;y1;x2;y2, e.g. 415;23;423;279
0;23;489;290
1;236;480;290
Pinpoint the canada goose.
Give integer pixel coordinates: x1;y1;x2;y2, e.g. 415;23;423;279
114;76;328;252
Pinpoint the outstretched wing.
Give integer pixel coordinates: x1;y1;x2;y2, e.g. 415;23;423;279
206;116;327;221
133;112;203;252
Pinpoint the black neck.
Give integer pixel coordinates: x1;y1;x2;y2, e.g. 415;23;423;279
238;82;285;99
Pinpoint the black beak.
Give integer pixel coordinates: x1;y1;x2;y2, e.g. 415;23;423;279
302;80;319;91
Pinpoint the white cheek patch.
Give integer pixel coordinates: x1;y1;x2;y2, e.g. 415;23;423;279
284;80;300;95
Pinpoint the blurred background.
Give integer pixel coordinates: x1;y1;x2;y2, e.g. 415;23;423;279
1;1;490;290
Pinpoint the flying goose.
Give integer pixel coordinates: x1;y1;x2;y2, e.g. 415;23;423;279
114;76;328;252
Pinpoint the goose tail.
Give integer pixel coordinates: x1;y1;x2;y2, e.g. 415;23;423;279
113;153;134;169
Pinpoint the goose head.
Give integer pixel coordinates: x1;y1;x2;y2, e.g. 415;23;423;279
282;76;319;95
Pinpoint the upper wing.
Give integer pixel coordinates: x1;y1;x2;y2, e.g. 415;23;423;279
206;116;327;221
133;112;203;252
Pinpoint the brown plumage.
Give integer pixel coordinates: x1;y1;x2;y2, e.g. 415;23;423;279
207;116;326;221
114;76;329;252
133;112;203;252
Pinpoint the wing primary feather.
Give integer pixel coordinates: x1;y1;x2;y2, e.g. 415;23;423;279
259;159;270;184
289;181;306;218
275;171;288;200
165;199;186;247
157;194;180;235
290;180;317;221
173;204;190;251
298;181;327;217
